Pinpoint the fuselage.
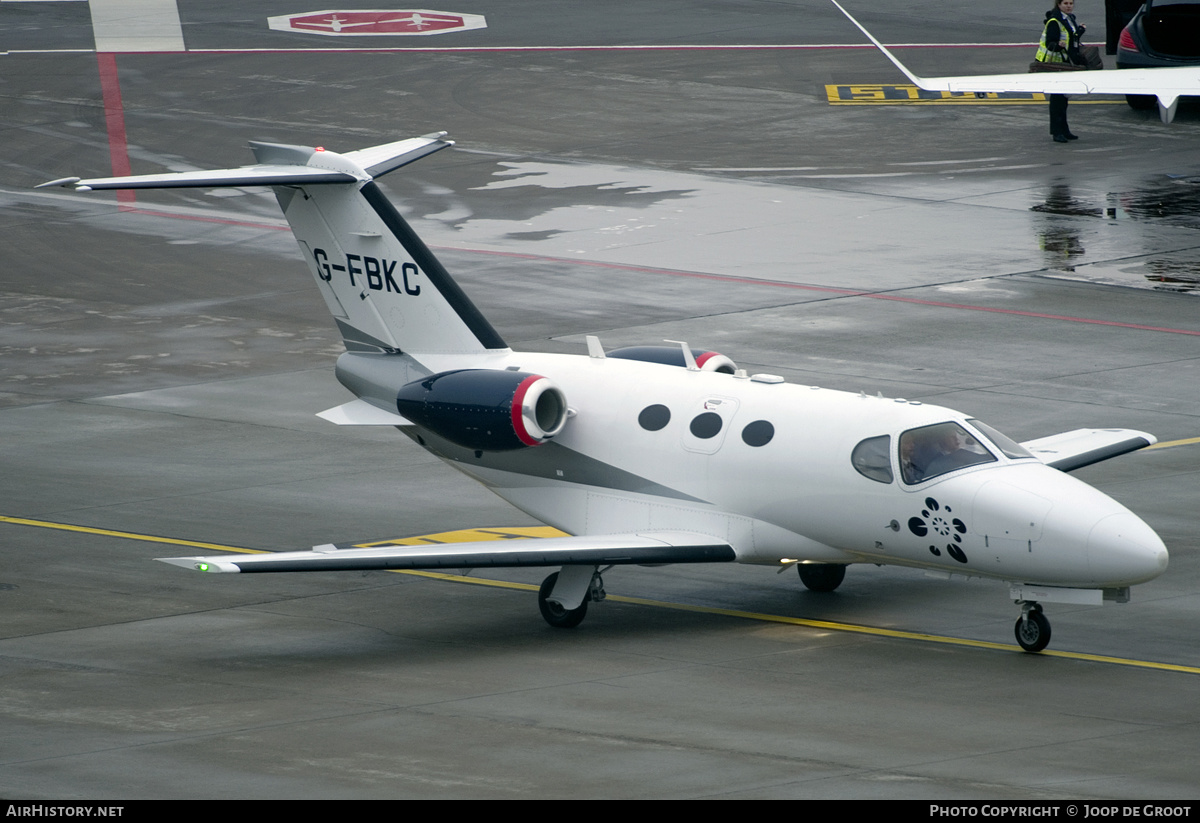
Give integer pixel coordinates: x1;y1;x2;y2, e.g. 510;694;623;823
341;349;1169;591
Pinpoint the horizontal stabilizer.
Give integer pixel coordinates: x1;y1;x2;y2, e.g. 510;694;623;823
1021;428;1156;472
342;133;455;178
36;165;356;191
37;132;454;192
157;530;737;573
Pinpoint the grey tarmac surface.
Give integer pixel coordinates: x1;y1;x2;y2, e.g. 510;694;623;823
1;0;1199;800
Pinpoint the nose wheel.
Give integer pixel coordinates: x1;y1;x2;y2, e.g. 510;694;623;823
1014;602;1051;653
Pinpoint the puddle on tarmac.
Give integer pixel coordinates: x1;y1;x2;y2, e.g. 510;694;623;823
1116;175;1200;229
1031;178;1200;293
1041;250;1200;294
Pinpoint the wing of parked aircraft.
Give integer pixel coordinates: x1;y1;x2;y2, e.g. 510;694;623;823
829;0;1200;122
1020;428;1156;472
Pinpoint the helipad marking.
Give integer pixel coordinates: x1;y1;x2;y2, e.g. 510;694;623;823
827;83;1123;106
268;9;486;37
3;514;1196;673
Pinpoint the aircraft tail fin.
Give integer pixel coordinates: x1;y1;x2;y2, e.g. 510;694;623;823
40;133;508;359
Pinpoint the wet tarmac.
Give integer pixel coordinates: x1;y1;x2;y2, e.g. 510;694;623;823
2;0;1199;800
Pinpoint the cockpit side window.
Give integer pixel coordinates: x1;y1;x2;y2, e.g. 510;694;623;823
852;435;893;484
899;422;996;484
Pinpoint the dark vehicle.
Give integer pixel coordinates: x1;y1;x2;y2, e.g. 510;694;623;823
1111;0;1200;108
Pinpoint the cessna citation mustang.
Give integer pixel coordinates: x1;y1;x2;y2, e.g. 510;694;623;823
40;134;1168;653
831;0;1200;123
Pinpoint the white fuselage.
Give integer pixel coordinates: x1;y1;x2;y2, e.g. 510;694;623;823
408;350;1168;590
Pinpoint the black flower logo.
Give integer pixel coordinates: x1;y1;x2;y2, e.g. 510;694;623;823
907;497;969;564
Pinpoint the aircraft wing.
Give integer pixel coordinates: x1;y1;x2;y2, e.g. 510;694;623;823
1020;428;1156;472
157;530;737;573
829;0;1200;122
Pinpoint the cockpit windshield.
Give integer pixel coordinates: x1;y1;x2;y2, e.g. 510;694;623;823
899;422;996;484
967;419;1034;460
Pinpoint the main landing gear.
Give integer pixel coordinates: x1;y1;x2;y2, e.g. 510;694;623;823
1014;602;1051;653
797;563;846;592
538;567;606;628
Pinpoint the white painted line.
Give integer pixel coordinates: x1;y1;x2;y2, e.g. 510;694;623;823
90;0;184;52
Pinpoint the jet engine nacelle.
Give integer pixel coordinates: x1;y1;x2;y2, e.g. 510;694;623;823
396;369;568;451
607;346;737;374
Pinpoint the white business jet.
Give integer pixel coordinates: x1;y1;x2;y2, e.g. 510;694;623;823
830;0;1199;123
40;133;1168;652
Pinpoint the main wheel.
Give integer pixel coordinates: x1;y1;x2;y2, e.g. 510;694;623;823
1126;94;1156;111
797;563;846;592
538;572;589;628
1014;610;1051;653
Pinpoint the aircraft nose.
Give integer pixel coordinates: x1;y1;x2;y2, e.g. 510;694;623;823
1087;512;1168;586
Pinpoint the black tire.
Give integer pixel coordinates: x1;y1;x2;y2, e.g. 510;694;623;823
1014;610;1052;653
1126;94;1156;111
797;563;847;592
538;572;589;628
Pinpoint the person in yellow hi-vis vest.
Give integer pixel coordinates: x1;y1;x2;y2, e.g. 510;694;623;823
1036;0;1086;142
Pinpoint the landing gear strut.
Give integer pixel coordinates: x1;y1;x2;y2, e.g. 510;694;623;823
538;568;605;628
797;563;846;592
1014;602;1051;653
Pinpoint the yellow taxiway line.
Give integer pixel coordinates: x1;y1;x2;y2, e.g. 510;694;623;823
1145;436;1200;451
4;514;1196;675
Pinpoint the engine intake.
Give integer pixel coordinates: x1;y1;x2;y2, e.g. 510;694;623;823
396;369;568;451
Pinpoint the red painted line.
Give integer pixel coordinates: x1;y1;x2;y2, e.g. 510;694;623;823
443;246;1200;337
101;208;1200;338
96;53;134;205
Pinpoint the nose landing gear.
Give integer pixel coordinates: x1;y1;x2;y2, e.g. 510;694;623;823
1014;602;1051;652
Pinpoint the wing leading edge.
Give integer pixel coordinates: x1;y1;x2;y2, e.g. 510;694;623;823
829;0;1200;122
157;531;737;574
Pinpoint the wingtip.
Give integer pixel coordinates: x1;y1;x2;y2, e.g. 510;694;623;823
35;177;82;190
156;556;241;573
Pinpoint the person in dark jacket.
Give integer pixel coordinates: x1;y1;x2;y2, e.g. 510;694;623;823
1036;0;1086;142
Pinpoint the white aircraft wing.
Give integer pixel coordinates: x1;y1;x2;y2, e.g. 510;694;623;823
157;531;737;573
1020;428;1156;472
829;0;1200;122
